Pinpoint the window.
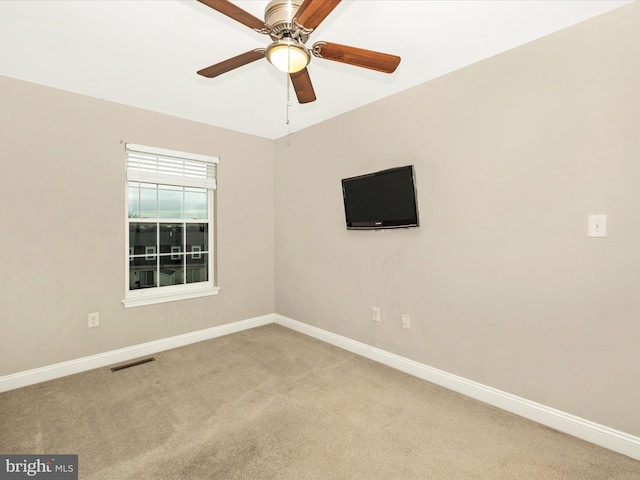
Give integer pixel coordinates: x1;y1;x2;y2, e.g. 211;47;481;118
145;246;156;261
123;143;220;308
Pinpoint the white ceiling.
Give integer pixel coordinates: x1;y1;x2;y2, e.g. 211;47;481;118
0;0;631;140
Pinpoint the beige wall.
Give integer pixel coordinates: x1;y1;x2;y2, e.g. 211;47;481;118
0;75;275;375
274;3;640;436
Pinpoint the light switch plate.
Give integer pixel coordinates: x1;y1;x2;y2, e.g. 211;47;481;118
588;215;607;238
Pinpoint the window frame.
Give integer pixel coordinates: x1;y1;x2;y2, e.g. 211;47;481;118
122;143;220;308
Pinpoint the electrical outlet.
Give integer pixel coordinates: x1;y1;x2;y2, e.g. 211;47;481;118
372;307;380;322
402;314;410;329
88;312;100;328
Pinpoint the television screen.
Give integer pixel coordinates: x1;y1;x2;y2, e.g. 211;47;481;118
341;165;419;230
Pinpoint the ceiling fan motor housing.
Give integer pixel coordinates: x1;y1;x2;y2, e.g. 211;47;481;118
264;0;309;43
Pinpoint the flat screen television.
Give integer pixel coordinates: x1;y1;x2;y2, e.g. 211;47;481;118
341;165;419;230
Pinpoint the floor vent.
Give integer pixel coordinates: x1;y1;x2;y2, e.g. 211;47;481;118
110;357;155;372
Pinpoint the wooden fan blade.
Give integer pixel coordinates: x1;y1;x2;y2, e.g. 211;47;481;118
197;50;265;78
295;0;341;31
197;0;266;31
313;42;400;73
290;68;316;104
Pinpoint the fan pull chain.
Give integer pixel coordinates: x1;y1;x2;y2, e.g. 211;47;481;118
286;72;291;125
285;46;292;125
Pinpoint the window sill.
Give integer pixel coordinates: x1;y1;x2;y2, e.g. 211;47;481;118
122;286;220;308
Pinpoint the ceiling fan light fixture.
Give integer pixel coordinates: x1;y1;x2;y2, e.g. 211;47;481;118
266;39;310;73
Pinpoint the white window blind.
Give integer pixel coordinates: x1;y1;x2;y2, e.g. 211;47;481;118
126;143;218;189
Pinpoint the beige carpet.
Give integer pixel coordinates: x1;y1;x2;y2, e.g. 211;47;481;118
1;324;639;479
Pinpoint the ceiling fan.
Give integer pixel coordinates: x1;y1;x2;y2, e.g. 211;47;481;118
196;0;401;104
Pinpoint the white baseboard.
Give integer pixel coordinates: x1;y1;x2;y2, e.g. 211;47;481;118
2;312;638;462
274;314;640;462
0;314;274;393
